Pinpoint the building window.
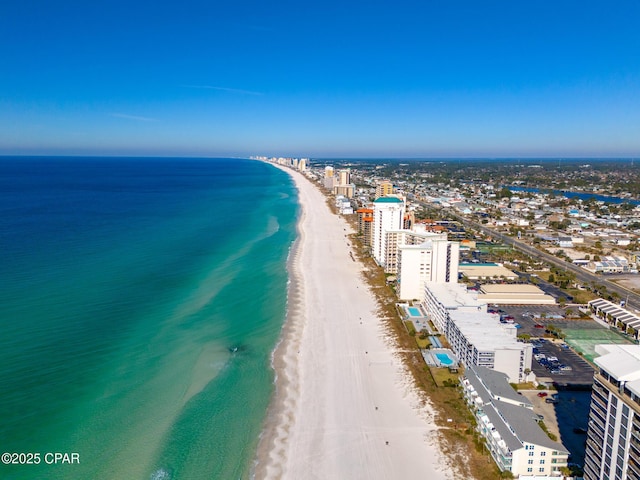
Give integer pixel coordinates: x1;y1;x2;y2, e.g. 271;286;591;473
527;468;533;473
541;451;546;456
528;460;534;464
539;467;545;472
540;460;545;464
529;451;534;456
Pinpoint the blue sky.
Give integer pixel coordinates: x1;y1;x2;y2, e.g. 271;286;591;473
1;1;639;157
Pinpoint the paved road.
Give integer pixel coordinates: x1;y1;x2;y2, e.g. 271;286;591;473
443;209;640;313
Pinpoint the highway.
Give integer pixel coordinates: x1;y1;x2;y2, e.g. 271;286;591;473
443;209;640;313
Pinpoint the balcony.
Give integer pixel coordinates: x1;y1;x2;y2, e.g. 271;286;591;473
589;410;606;436
585;438;603;459
629;460;640;479
591;395;607;415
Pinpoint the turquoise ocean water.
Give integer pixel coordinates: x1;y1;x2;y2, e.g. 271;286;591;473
0;157;297;479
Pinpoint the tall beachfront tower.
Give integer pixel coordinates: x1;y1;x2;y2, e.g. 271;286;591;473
323;166;335;190
372;196;405;267
584;344;640;480
375;180;394;198
397;238;460;300
337;169;351;186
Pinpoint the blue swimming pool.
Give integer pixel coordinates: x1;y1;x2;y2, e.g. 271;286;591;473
407;307;422;317
435;353;454;366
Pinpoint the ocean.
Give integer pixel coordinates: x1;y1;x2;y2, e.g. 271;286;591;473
0;157;298;479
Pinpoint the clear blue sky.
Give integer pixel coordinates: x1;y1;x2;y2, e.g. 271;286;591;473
1;1;639;158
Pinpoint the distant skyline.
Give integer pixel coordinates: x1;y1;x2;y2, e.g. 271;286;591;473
1;1;639;158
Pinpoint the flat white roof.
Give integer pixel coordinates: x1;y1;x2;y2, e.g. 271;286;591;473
595;345;640;397
480;284;546;294
477;293;556;305
459;265;518;279
426;282;486;310
450;310;523;351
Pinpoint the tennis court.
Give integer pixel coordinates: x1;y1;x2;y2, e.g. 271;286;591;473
564;327;634;363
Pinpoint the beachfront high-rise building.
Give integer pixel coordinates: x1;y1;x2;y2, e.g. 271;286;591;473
356;208;374;247
583;344;640;480
375;180;394;199
323;166;335;190
337;169;351;186
298;158;307;171
332;168;355;198
383;230;447;274
372;197;405;267
397;238;460;300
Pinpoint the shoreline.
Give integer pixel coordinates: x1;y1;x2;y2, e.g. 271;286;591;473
252;163;456;479
252;166;306;478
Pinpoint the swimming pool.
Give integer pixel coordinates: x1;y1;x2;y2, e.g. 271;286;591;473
435;352;454;366
407;307;422;317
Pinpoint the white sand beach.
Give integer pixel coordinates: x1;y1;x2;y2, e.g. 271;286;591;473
254;164;457;479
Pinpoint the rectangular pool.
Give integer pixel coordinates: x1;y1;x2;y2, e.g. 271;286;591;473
407;307;422;317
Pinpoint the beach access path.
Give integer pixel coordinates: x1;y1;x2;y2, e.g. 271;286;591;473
254;164;456;480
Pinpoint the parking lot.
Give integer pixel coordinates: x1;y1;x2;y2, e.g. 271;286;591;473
490;305;596;386
529;338;594;386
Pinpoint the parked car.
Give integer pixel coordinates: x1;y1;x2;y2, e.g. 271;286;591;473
534;323;544;328
545;397;558;404
537;392;548;397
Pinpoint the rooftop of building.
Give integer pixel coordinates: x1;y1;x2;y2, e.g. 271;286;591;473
425;282;486;310
458;264;518;279
467;365;533;408
449;310;523;350
485;399;569;453
595;344;640;396
373;196;403;203
477;293;557;305
480;284;546;294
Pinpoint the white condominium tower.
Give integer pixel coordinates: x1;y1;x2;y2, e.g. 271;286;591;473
584;344;640;480
372;196;405;267
397;238;460;300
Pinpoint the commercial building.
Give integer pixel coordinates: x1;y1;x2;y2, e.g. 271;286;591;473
584;344;640;480
477;284;557;306
372;196;405;267
459;262;519;281
461;365;569;477
585;255;632;274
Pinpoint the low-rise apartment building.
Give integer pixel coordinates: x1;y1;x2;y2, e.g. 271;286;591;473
461;365;569;477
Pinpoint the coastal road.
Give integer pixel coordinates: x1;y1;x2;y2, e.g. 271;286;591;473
441;209;640;313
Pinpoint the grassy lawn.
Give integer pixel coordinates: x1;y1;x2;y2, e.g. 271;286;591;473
429;366;459;387
565;288;597;304
415;336;430;349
